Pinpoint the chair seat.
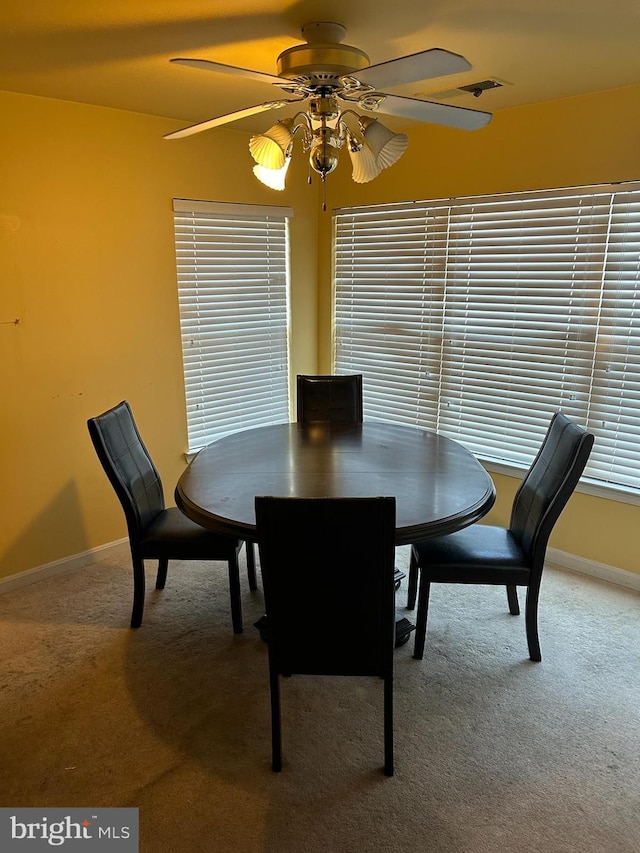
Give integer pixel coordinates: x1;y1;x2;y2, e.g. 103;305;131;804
413;524;530;584
140;507;241;560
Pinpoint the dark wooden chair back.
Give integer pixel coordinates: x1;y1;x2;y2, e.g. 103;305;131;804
510;411;595;574
88;400;164;543
296;374;363;424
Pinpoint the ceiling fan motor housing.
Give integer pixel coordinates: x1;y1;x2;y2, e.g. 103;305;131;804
277;22;370;84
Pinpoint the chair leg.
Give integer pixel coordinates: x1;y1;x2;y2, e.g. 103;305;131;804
412;576;432;660
131;557;146;629
227;552;243;634
155;558;168;590
406;547;419;610
383;674;394;777
245;541;258;591
525;585;542;662
506;584;520;615
269;655;282;772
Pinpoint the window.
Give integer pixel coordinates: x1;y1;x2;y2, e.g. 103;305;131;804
174;199;292;452
334;182;640;496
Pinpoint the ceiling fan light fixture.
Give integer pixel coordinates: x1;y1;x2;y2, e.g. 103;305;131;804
361;118;408;170
347;136;381;184
249;120;294;169
252;157;291;191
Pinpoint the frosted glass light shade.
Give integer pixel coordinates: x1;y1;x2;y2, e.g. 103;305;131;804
348;141;381;184
249;122;293;169
252;157;291;191
362;119;408;170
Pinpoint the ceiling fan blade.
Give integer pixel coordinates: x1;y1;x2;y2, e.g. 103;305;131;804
164;99;301;140
170;57;284;87
354;48;471;90
358;92;491;130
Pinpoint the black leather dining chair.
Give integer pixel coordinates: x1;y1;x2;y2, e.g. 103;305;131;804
407;412;594;662
255;495;397;775
296;374;363;423
88;400;255;632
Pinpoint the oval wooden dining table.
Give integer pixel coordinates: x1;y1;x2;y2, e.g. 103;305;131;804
175;421;496;546
176;420;496;645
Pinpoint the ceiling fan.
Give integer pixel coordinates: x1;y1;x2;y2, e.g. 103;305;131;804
164;22;492;196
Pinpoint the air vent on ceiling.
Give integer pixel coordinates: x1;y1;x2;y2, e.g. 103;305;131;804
418;78;507;102
457;79;503;98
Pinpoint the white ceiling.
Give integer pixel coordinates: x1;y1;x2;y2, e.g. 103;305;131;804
2;0;640;135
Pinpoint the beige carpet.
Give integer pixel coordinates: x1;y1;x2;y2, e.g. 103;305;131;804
1;543;639;853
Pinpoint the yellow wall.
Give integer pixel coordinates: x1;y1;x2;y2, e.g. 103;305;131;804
0;89;319;578
319;84;640;575
2;84;640;580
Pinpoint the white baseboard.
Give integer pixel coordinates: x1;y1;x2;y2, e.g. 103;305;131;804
1;540;638;596
546;547;640;593
0;539;129;594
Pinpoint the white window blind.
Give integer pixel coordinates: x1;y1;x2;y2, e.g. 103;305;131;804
174;199;292;452
334;182;640;494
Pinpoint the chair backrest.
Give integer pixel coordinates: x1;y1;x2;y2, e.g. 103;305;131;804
87;400;165;541
509;412;594;569
255;496;396;677
296;374;363;424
